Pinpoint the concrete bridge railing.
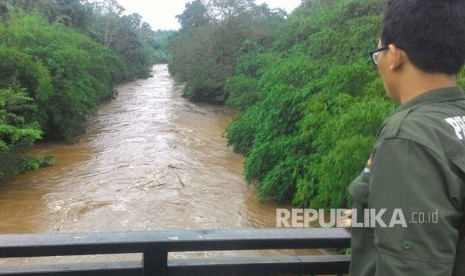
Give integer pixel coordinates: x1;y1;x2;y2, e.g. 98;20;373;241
0;228;351;276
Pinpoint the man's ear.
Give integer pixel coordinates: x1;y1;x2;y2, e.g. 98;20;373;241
387;44;406;71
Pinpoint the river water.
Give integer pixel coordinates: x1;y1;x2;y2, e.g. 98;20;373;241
0;64;286;235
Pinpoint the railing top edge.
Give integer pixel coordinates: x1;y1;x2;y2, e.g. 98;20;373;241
0;228;351;257
0;228;350;245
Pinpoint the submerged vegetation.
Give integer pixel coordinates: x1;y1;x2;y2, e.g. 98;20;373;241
0;0;170;180
169;0;465;208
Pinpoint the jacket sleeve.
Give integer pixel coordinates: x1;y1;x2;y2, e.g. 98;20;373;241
367;138;462;276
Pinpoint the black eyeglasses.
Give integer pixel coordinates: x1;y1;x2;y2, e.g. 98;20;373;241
369;46;389;66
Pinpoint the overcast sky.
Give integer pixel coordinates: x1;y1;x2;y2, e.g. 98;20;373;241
114;0;303;31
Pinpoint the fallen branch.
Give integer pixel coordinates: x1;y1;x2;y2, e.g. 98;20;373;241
175;173;185;187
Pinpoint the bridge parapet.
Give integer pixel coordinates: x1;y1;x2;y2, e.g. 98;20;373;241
0;228;350;276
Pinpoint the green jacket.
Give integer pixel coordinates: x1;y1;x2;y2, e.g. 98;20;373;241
349;87;465;276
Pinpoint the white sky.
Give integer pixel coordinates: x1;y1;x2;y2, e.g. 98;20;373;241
115;0;303;31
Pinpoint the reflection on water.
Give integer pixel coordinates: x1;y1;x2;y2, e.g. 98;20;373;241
0;64;284;235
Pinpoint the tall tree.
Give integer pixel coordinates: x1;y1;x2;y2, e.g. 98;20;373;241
55;0;92;29
205;0;256;21
0;2;9;23
169;0;284;102
176;0;210;30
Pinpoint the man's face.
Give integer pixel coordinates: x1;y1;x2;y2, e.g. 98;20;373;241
376;40;398;102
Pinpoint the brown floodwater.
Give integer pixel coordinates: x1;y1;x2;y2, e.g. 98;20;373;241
0;64;284;234
0;65;322;266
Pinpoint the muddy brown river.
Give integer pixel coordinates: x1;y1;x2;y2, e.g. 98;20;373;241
0;65;324;266
0;64;286;234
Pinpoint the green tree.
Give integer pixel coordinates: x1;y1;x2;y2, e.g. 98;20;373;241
0;2;9;23
205;0;256;21
0;87;44;180
55;0;92;28
169;0;285;103
148;30;176;63
176;0;210;30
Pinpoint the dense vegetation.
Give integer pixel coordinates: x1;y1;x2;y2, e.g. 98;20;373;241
0;0;169;180
169;0;465;208
169;0;286;102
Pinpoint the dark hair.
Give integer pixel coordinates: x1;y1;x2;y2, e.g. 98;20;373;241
381;0;465;75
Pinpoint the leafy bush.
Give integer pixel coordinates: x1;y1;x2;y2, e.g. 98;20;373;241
225;75;261;111
0;14;127;141
295;94;395;208
225;0;397;208
0;87;43;180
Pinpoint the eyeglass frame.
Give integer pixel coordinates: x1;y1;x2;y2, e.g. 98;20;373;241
369;46;389;66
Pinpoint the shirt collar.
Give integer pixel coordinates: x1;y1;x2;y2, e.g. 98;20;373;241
395;86;465;113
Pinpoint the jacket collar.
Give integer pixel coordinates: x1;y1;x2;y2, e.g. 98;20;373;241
395;86;465;113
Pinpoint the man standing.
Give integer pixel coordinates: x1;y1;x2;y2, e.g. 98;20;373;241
348;0;465;275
